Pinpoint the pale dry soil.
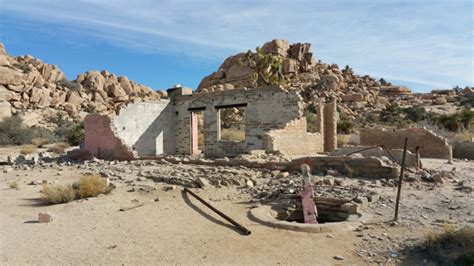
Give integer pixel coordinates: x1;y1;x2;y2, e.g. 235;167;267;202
0;158;473;265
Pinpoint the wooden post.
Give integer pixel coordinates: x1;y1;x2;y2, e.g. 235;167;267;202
394;137;408;221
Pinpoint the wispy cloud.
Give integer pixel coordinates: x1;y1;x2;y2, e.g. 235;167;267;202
1;0;472;91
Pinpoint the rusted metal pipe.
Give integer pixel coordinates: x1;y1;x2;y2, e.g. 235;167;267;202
394;137;408;221
183;187;251;235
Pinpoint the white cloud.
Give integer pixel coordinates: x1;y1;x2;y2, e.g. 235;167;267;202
1;0;472;91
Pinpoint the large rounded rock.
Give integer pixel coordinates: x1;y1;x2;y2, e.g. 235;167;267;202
0;101;11;121
0;67;22;86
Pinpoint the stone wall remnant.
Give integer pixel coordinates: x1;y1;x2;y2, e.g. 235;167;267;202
359;128;452;160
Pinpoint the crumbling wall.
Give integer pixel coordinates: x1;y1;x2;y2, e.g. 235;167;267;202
359;128;452;159
172;86;325;157
113;101;174;157
84;114;134;161
265;118;324;157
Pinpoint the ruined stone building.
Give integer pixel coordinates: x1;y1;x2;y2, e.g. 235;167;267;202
84;86;337;160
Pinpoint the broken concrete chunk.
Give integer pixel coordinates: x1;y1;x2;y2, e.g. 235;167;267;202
195;176;210;188
38;212;55;223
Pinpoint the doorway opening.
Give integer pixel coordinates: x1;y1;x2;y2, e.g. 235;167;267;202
191;111;204;155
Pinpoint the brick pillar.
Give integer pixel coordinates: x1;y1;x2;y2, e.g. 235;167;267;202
315;104;324;134
323;100;337;152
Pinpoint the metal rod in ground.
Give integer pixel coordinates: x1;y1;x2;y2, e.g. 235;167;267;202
394;137;409;221
184;187;251;235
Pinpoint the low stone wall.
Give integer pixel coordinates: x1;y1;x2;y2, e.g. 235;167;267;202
453;142;474;160
154;156;399;179
359;128;452;160
84;115;134;161
330;147;418;167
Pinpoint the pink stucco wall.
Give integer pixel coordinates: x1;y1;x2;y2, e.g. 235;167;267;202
84;114;134;161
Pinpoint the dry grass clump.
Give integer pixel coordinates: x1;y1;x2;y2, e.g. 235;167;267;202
31;137;49;148
221;128;245;141
41;174;112;205
424;226;474;265
47;142;70;155
41;184;76;204
78;174;112;198
9;181;18;189
19;145;37;155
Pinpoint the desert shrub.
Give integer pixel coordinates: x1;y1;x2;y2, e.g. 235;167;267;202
31;137;49;148
78;174;111;198
402;106;428;122
9;181;18;189
47;142;69;154
337;119;354;134
0;116;55;146
19;145;37;155
56;78;80;91
424;226;474;265
41;184;76;204
305;111;318;133
65;122;84;146
430;109;474;132
380;103;402;124
220;128;245;141
14;62;31;73
51;114;84;145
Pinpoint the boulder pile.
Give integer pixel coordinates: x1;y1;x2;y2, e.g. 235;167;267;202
196;39;472;119
0;43;165;128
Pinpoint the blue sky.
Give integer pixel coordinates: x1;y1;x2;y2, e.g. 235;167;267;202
0;0;472;92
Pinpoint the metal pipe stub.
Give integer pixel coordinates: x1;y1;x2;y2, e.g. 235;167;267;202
184;187;251;235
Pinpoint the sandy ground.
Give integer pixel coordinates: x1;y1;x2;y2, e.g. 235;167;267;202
0;156;472;265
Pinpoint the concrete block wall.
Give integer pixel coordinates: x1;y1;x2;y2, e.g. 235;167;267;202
112;101;174;157
265;118;324;157
173;86;318;157
359;128;452;160
84;114;135;161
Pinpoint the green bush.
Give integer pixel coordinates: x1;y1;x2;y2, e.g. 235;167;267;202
337;119;354;134
380;103;402;123
14;62;31;74
305;111;318;133
51;114;84;145
56;78;80;91
430;109;474;132
0;116;55;146
402;106;428;122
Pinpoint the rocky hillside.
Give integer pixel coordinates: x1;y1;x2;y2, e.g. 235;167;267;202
197;39;473;119
0;43;165;129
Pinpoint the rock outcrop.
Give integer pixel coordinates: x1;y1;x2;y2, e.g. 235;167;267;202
0;43;165;129
196;39;471;119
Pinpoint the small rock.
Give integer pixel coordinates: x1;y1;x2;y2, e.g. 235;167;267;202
38;212;55;223
246;180;254;188
195;176;210;188
333;255;344;260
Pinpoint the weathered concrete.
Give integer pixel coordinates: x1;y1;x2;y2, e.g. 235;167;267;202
84;115;134;161
113;101;174;157
171;86;331;157
359;128;452;160
84;85;338;159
